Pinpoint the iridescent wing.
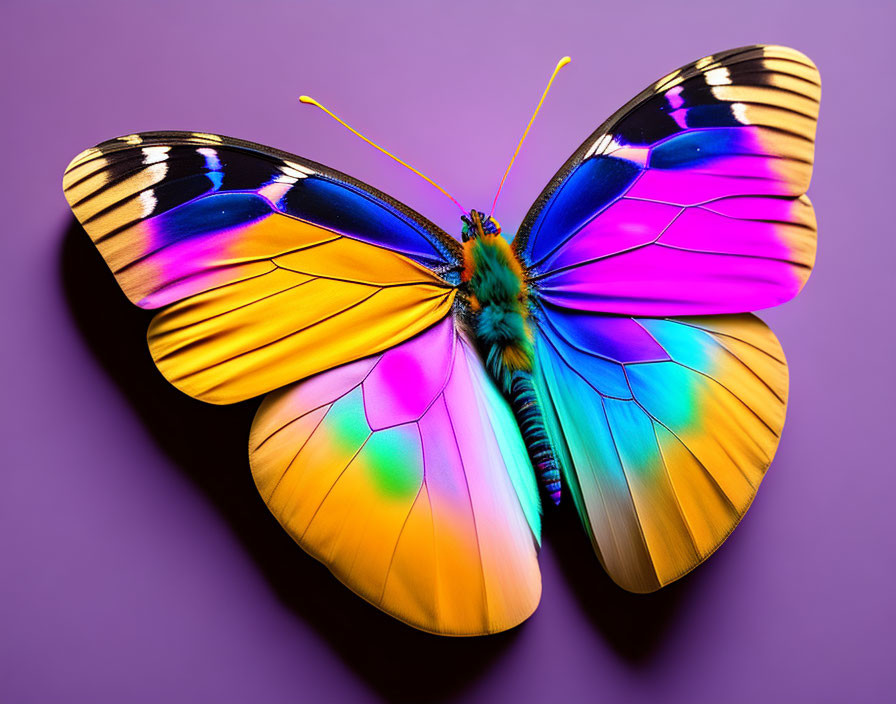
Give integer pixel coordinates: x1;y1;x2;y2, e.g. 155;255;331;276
517;46;819;591
63;132;462;403
515;45;819;315
532;306;786;592
250;317;541;635
64;133;540;635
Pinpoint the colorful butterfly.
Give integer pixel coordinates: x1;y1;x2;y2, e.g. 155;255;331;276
63;45;819;636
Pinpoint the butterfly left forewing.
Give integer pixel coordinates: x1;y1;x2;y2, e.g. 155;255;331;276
250;317;542;635
64;132;462;403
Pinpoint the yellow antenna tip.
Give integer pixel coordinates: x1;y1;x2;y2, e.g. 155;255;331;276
297;92;467;215
487;55;573;218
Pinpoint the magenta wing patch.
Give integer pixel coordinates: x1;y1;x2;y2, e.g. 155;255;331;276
63;131;463;309
515;45;819;316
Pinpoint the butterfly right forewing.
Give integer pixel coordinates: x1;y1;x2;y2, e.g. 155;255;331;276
515;45;819;316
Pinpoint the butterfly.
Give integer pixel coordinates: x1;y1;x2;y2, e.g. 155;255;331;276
63;45;819;636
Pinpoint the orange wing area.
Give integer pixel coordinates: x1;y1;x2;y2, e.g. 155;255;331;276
148;235;455;404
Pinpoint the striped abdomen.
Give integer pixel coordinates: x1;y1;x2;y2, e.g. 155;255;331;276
508;371;562;505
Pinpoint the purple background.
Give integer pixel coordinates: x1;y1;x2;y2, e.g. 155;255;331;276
2;1;893;701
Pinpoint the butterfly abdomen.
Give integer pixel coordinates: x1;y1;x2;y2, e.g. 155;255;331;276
509;371;562;505
462;223;561;504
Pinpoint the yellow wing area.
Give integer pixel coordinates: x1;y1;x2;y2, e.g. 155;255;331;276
149;236;455;404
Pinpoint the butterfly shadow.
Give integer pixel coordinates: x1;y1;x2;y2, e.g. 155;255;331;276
58;218;521;703
59;215;730;687
545;499;713;665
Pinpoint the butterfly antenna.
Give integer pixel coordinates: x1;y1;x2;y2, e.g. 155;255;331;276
299;95;468;215
488;56;572;219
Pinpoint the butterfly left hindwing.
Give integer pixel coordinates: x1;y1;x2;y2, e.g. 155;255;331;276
250;316;541;635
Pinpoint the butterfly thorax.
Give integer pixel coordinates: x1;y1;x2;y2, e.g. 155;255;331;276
460;211;534;394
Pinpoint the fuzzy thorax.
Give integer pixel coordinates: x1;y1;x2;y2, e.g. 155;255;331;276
462;233;533;392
